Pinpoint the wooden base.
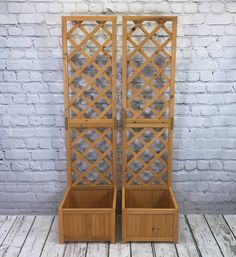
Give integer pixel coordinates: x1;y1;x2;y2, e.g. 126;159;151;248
122;186;178;243
59;185;116;243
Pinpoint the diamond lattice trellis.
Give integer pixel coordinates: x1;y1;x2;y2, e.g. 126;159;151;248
122;16;177;187
62;16;117;186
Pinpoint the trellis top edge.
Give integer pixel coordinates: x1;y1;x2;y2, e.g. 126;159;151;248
62;16;117;22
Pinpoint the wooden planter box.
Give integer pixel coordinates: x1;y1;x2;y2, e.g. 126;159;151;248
59;186;116;243
122;186;178;242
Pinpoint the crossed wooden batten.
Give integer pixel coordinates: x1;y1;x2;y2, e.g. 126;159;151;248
122;16;179;243
58;16;117;243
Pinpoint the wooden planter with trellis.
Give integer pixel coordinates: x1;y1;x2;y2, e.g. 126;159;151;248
58;16;117;243
122;16;178;243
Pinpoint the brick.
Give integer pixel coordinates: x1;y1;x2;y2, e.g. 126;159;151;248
206;14;232;25
197;94;224;104
34;37;59;48
39;139;51;149
184;3;197;13
0;83;21;93
31;150;56;160
8;27;22;36
11;193;35;202
22;82;48;93
191;59;218;70
226;3;236;13
6;37;32;48
171;3;183;13
19;14;44;24
212;3;224;13
5;150;30;160
224;161;236;171
48;3;62;13
206;83;233;93
26;139;38;149
210;161;223;171
207;42;223;58
181;15;204;25
200;71;213;82
0;15;17;24
22;26;35;36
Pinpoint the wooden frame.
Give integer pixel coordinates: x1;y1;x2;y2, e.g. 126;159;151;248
59;16;117;243
122;16;178;243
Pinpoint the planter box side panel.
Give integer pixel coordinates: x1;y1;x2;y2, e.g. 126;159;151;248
63;212;112;241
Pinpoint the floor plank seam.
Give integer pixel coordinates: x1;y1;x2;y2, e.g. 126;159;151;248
17;216;36;257
174;243;180;257
185;215;202;257
222;215;236;239
151;242;156;257
0;216;17;248
39;215;55;257
203;215;225;257
129;242;132;257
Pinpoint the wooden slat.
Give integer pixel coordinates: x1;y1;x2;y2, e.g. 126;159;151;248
131;243;153;257
205;215;236;257
86;243;109;257
187;215;223;257
0;216;35;257
175;215;199;257
18;216;54;257
224;215;236;236
0;216;17;246
154;243;178;257
63;243;87;257
41;217;66;257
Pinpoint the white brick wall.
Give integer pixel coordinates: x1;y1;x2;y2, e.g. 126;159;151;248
0;0;236;214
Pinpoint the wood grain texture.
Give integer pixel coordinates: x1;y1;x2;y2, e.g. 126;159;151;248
131;243;153;257
0;216;35;257
64;243;87;257
154;243;178;257
41;217;66;257
175;215;199;257
59;15;117;243
205;215;236;257
18;216;53;257
0;216;17;246
122;15;178;243
86;243;109;257
224;215;236;236
187;215;223;257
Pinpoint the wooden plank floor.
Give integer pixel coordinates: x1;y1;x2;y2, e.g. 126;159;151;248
0;215;235;257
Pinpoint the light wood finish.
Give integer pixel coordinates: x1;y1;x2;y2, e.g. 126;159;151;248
122;16;178;243
59;16;117;243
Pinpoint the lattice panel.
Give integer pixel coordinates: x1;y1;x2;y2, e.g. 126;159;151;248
126;127;169;185
122;16;177;187
65;18;114;119
62;16;117;186
125;18;174;120
71;127;113;185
